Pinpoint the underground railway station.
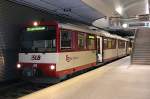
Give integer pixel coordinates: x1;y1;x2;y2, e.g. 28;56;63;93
0;0;150;99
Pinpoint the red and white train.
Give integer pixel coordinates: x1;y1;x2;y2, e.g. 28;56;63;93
17;20;131;82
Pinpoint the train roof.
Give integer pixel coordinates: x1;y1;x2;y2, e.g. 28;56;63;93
58;22;129;41
59;22;94;34
96;30;129;41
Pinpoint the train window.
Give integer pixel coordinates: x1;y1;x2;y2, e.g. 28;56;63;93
104;38;116;49
0;53;4;65
21;26;56;52
87;35;95;49
103;38;108;49
122;41;125;48
118;40;125;48
61;30;72;49
32;40;56;50
78;33;85;49
107;39;112;49
126;42;129;48
112;39;116;49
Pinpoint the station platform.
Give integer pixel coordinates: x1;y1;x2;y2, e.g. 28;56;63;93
19;56;150;99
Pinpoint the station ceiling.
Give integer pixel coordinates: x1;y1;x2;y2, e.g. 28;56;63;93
10;0;148;37
10;0;105;24
82;0;149;17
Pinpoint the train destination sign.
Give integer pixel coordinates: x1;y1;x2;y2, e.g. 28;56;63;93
26;26;46;32
88;35;95;39
0;55;4;65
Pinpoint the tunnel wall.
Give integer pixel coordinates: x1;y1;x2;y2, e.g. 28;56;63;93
0;0;76;82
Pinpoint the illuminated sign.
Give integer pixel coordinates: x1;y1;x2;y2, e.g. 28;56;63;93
0;56;4;65
26;26;46;31
88;35;95;39
139;14;150;21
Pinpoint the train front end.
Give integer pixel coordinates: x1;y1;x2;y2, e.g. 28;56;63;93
17;21;59;82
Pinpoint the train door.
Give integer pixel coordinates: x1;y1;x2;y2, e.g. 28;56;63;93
125;41;127;55
116;39;118;57
97;36;103;62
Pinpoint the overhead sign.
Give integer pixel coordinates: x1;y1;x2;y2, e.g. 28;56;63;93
26;26;46;32
88;35;95;39
129;23;145;27
139;14;150;21
0;55;4;65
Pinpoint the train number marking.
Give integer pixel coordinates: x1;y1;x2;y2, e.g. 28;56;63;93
31;55;41;60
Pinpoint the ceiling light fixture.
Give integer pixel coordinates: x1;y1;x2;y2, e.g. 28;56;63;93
116;6;123;15
146;0;149;14
33;21;38;26
122;23;128;28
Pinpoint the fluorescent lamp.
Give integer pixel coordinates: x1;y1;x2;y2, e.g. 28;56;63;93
116;6;123;15
146;0;149;14
122;23;128;28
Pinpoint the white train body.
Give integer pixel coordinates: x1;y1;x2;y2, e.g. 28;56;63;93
17;21;131;80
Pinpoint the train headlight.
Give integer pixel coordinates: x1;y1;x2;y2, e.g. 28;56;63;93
128;47;132;51
17;64;21;69
49;65;55;70
33;21;38;26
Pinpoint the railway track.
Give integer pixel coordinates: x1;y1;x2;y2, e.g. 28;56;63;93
0;69;95;99
0;81;50;99
0;67;97;99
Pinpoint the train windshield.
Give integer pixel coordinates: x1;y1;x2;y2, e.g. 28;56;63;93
20;26;56;53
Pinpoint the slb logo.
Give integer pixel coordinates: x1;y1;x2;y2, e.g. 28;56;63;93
66;55;72;62
31;55;41;60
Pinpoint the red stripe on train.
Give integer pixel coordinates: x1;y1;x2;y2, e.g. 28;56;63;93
56;62;96;77
19;62;96;78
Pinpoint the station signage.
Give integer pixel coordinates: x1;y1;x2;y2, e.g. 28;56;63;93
88;35;95;39
0;55;4;65
26;26;46;32
139;14;150;21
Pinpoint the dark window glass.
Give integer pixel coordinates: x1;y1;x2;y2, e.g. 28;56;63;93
107;39;112;49
78;33;85;49
112;39;116;49
21;26;56;52
119;40;125;48
104;38;116;49
87;35;95;49
61;30;72;49
103;38;108;49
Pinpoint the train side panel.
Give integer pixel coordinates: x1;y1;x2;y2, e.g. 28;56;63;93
19;53;58;64
56;51;96;76
103;49;118;61
118;48;127;57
